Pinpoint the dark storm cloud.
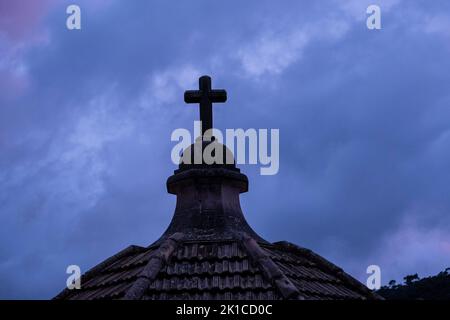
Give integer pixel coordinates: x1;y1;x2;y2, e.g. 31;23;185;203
1;0;450;298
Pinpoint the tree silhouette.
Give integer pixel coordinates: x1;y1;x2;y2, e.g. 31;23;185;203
404;274;419;285
378;268;450;300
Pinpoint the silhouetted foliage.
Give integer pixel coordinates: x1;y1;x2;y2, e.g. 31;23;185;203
378;268;450;300
404;273;419;285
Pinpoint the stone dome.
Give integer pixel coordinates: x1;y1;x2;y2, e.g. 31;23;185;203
177;137;237;173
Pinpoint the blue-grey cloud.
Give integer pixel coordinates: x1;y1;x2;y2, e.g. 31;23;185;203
1;0;450;298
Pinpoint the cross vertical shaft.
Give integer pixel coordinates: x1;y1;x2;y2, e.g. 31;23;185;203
199;76;213;136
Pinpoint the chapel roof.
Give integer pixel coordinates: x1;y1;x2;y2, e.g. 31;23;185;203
54;75;381;300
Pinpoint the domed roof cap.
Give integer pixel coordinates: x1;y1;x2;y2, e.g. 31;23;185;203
176;136;238;173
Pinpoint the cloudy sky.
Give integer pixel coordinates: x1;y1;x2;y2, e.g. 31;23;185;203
1;0;450;299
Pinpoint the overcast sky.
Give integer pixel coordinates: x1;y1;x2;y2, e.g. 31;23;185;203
1;0;450;299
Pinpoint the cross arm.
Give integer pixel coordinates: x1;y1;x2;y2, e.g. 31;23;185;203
209;90;227;103
184;90;202;103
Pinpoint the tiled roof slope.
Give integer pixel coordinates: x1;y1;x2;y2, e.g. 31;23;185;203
55;234;380;300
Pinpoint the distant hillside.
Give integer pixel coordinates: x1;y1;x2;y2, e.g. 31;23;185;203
377;268;450;300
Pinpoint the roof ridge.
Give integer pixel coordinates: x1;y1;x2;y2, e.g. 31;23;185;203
238;233;305;300
123;232;184;300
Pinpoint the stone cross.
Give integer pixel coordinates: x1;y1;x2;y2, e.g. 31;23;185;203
184;75;227;138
